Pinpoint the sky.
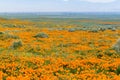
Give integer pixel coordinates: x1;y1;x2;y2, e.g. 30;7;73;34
0;0;120;12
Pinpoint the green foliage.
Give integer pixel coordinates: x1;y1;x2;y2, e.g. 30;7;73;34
44;60;51;65
68;28;76;32
112;39;120;53
0;31;4;34
96;69;103;74
89;28;99;33
2;24;25;28
115;66;120;75
0;31;19;40
34;32;49;38
10;40;23;49
6;34;20;39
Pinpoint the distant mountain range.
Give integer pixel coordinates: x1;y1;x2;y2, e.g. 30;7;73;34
0;12;120;20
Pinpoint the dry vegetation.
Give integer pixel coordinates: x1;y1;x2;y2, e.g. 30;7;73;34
0;18;120;80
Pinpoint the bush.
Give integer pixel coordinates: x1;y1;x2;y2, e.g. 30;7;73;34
115;66;120;75
0;31;4;35
34;32;49;38
99;28;106;32
10;40;23;49
17;25;25;28
89;28;99;33
68;28;76;32
0;32;19;40
112;39;120;53
111;27;116;31
6;34;19;39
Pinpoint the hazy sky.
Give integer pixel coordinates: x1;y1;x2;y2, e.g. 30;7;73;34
0;0;120;12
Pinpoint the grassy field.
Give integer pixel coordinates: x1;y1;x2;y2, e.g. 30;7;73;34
0;16;120;80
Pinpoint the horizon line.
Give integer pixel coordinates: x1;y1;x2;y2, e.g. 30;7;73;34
0;11;120;13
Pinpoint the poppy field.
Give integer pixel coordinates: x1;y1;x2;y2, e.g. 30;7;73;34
0;18;120;80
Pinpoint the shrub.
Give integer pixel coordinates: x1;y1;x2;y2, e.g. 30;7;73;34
115;66;120;75
0;32;19;40
99;28;106;32
6;34;19;39
2;24;16;27
112;38;120;53
33;32;49;38
10;40;23;49
16;25;25;28
89;28;99;33
68;28;76;32
0;31;4;35
111;27;116;31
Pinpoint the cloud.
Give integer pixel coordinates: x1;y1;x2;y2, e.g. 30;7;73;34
83;0;116;3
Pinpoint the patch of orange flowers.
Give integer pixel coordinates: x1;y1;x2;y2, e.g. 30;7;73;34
0;19;120;80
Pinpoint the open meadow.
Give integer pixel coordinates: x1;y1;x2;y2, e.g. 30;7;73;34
0;14;120;80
